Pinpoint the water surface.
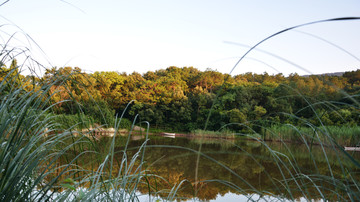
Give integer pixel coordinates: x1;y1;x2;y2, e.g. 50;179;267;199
57;135;360;201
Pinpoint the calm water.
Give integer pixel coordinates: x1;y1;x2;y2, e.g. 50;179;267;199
57;135;360;201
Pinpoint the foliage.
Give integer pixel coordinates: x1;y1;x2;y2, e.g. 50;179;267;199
4;61;360;133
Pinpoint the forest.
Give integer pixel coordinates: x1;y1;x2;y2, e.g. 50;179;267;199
2;61;360;134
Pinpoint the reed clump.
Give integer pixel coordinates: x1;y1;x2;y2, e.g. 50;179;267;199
0;46;149;201
263;124;360;146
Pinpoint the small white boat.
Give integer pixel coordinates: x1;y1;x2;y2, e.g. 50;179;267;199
161;133;176;138
344;147;360;151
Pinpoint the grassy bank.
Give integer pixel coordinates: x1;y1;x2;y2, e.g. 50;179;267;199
189;124;360;148
262;125;360;146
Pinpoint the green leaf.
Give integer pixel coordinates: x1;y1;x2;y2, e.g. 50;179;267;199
63;178;75;184
60;183;76;191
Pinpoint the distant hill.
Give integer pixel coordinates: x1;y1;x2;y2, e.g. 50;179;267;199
302;72;344;77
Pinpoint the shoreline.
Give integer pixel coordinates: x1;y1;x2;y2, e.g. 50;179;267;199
55;127;359;150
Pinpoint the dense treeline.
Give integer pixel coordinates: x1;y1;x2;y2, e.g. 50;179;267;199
2;61;360;132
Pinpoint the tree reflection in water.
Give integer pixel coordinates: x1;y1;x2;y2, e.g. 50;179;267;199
55;136;360;201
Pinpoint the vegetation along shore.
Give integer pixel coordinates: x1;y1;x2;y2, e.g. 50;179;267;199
3;64;359;144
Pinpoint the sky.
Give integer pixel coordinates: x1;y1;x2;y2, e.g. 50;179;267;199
0;0;360;76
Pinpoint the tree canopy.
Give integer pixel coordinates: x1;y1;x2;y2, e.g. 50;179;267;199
4;65;359;132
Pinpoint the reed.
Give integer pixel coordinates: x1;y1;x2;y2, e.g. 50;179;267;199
263;124;360;146
0;67;71;201
0;31;150;200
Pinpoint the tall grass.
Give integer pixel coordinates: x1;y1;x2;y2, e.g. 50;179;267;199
0;32;151;201
263;124;360;146
0;67;69;201
0;70;152;201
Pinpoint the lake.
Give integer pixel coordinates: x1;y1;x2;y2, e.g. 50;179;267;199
54;135;360;201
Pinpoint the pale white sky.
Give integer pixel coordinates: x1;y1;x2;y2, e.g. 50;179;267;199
0;0;360;76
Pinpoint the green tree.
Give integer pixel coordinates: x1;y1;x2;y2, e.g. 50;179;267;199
343;69;360;87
